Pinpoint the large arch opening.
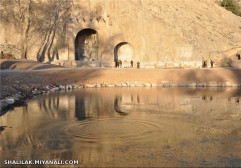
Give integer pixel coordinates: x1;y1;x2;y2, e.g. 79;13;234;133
75;28;99;61
114;42;133;62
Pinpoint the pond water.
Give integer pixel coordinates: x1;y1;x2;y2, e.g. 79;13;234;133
0;87;241;167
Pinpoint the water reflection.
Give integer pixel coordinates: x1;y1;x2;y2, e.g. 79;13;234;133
114;96;127;115
0;88;241;167
75;97;86;120
114;95;136;115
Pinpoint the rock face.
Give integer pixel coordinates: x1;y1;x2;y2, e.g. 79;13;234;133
0;0;241;68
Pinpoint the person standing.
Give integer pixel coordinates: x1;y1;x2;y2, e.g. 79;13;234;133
131;60;133;67
204;60;207;68
137;61;140;69
236;53;241;60
210;59;214;68
0;51;3;59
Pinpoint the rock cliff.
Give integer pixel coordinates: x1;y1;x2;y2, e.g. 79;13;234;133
0;0;241;67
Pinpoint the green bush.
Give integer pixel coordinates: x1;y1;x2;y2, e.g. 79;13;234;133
220;0;241;17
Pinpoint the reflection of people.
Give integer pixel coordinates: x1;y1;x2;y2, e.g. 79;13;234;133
236;53;240;60
210;60;214;68
137;61;140;69
131;60;133;67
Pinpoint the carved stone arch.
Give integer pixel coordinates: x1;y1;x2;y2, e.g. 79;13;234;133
75;28;99;61
114;42;134;62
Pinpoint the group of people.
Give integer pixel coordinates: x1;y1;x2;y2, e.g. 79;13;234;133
202;52;240;68
202;59;214;68
115;60;140;69
115;60;122;68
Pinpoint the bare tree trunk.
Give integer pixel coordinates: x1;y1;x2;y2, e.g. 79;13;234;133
47;6;59;61
24;0;31;59
19;0;31;59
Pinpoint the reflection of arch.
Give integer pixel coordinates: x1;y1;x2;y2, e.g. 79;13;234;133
114;42;133;61
114;96;134;115
114;97;128;115
75;28;99;61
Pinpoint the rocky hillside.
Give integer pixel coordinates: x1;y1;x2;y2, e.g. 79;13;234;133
136;0;241;57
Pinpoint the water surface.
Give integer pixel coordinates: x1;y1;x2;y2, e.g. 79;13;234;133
1;87;241;167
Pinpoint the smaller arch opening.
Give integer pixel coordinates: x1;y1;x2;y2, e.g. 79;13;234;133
114;42;133;62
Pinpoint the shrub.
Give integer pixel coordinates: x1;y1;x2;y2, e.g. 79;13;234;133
220;0;241;17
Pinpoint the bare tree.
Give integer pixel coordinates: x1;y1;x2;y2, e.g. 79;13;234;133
0;0;32;59
0;0;86;61
35;0;74;62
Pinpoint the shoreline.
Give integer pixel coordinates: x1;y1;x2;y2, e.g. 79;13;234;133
1;66;241;114
1;81;241;115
